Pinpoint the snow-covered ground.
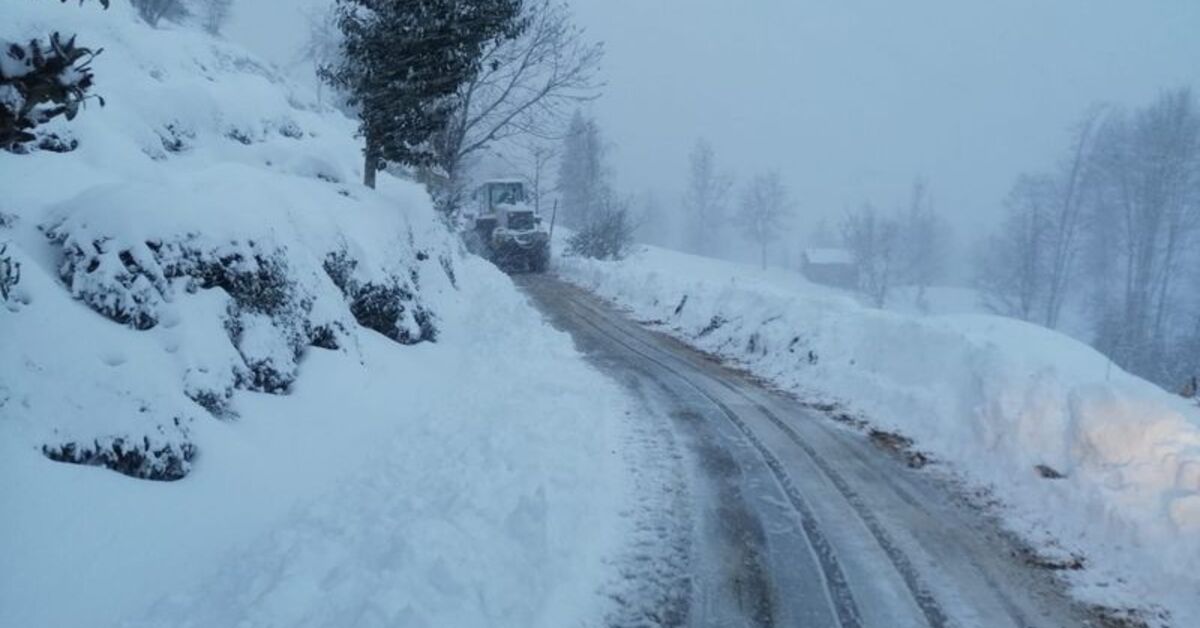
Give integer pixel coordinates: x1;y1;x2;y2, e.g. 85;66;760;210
1;4;631;627
559;243;1200;626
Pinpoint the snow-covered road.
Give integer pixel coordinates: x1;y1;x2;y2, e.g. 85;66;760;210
521;275;1094;628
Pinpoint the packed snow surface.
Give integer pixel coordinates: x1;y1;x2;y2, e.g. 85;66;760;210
559;244;1200;626
1;3;628;627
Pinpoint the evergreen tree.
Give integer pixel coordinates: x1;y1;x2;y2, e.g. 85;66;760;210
322;0;525;189
556;110;605;227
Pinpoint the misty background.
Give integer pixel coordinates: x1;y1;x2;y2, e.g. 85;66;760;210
235;0;1197;266
566;0;1199;263
219;0;1200;390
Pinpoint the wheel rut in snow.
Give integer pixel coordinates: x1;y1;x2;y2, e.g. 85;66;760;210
518;274;1092;628
521;279;695;627
560;296;861;628
567;294;1043;628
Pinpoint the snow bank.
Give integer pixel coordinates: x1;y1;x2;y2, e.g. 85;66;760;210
559;244;1200;625
1;4;626;626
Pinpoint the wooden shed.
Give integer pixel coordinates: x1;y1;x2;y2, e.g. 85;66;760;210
801;248;858;289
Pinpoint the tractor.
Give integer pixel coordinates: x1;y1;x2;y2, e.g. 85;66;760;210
466;179;550;273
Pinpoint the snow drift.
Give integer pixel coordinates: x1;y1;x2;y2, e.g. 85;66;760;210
559;244;1200;625
1;4;626;627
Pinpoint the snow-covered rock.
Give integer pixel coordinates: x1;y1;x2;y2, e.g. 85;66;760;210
559;243;1200;626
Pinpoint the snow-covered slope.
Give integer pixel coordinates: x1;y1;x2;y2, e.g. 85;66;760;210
559;244;1200;625
1;4;628;627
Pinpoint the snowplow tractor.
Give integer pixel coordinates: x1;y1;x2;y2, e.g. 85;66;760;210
468;180;550;274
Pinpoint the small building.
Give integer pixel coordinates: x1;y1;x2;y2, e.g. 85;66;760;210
801;248;857;289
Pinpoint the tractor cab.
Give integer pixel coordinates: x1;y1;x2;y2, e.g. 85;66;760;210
474;180;538;233
468;179;550;273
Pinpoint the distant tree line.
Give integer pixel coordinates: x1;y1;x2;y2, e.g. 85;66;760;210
676;138;797;269
975;89;1200;391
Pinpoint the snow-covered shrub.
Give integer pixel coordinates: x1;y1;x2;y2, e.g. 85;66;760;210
0;242;18;301
565;204;635;261
47;222;325;394
324;249;437;344
130;0;188;27
46;225;167;329
5;130;79;154
157;121;193;154
42;429;196;481
226;308;305;394
275;117;303;139
1;32;103;150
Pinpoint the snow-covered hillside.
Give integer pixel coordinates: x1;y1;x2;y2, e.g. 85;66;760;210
559;244;1200;625
1;4;629;626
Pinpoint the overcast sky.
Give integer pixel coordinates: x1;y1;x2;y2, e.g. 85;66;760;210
232;0;1200;241
564;0;1200;236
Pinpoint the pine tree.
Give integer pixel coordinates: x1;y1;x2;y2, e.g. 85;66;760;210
322;0;525;189
556;110;606;227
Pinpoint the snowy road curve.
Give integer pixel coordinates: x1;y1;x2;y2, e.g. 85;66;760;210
519;275;1093;628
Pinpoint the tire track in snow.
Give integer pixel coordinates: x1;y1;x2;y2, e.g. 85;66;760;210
559;295;864;628
566;286;1045;628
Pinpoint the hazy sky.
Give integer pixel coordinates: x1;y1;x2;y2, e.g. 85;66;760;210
565;0;1200;236
231;0;1200;241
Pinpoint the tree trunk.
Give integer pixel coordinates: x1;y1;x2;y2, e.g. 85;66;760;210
363;139;379;189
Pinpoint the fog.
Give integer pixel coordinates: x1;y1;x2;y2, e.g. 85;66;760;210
221;0;1200;391
565;0;1199;259
233;1;1199;254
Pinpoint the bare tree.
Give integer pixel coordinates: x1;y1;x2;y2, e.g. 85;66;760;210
737;171;792;270
682;138;733;257
494;138;559;214
974;175;1055;320
1085;88;1200;379
198;0;233;35
1040;105;1106;328
896;178;947;310
430;0;603;214
296;4;342;107
972;107;1104;328
130;0;187;27
842;203;899;308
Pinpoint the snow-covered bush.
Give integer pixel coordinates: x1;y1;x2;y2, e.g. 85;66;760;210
565;203;635;261
325;248;437;344
0;242;18;301
130;0;188;27
42;427;196;481
1;32;102;150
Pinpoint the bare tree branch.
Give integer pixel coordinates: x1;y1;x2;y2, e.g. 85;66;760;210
430;0;603;212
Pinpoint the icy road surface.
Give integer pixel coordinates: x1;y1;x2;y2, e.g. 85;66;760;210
519;275;1093;628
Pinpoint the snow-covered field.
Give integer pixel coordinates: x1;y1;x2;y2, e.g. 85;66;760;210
559;244;1200;626
1;4;630;627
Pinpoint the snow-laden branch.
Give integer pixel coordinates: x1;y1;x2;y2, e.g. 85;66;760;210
1;32;103;149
